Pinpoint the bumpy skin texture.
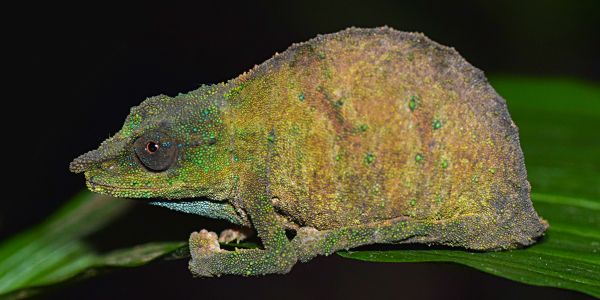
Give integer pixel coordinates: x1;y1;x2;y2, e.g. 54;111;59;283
70;27;548;277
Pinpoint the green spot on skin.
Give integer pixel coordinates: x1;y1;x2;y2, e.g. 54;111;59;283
434;121;441;129
361;125;367;131
416;155;422;162
365;152;374;164
437;198;441;202
408;55;414;61
441;161;448;168
410;201;415;205
506;136;510;141
298;93;306;101
473;135;477;139
489;169;495;174
409;99;416;111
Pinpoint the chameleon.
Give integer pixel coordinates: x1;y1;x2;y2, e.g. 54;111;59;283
70;26;549;277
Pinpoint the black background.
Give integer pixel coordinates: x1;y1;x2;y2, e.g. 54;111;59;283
4;1;599;299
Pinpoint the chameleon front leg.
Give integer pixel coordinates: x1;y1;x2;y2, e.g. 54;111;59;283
188;173;297;277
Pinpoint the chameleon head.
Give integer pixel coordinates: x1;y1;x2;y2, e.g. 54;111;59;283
70;92;234;200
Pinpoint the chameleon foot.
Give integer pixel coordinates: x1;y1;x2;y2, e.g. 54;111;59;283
218;226;256;244
188;229;224;277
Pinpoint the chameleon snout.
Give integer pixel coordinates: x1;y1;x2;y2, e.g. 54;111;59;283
70;149;102;173
70;137;130;173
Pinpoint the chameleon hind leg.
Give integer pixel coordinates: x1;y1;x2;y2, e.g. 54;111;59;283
290;214;521;262
291;216;430;262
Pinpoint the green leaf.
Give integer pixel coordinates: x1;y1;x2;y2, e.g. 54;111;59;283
339;76;600;298
0;191;187;299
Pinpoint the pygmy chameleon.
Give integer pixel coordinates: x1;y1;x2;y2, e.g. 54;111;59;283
70;27;549;277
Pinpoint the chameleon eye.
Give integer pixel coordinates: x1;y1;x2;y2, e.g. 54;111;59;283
134;131;177;171
146;141;159;153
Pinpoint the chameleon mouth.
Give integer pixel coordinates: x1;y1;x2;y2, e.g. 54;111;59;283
86;180;130;197
86;179;165;192
85;178;188;199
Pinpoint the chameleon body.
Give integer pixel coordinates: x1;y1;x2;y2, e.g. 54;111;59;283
70;27;548;277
